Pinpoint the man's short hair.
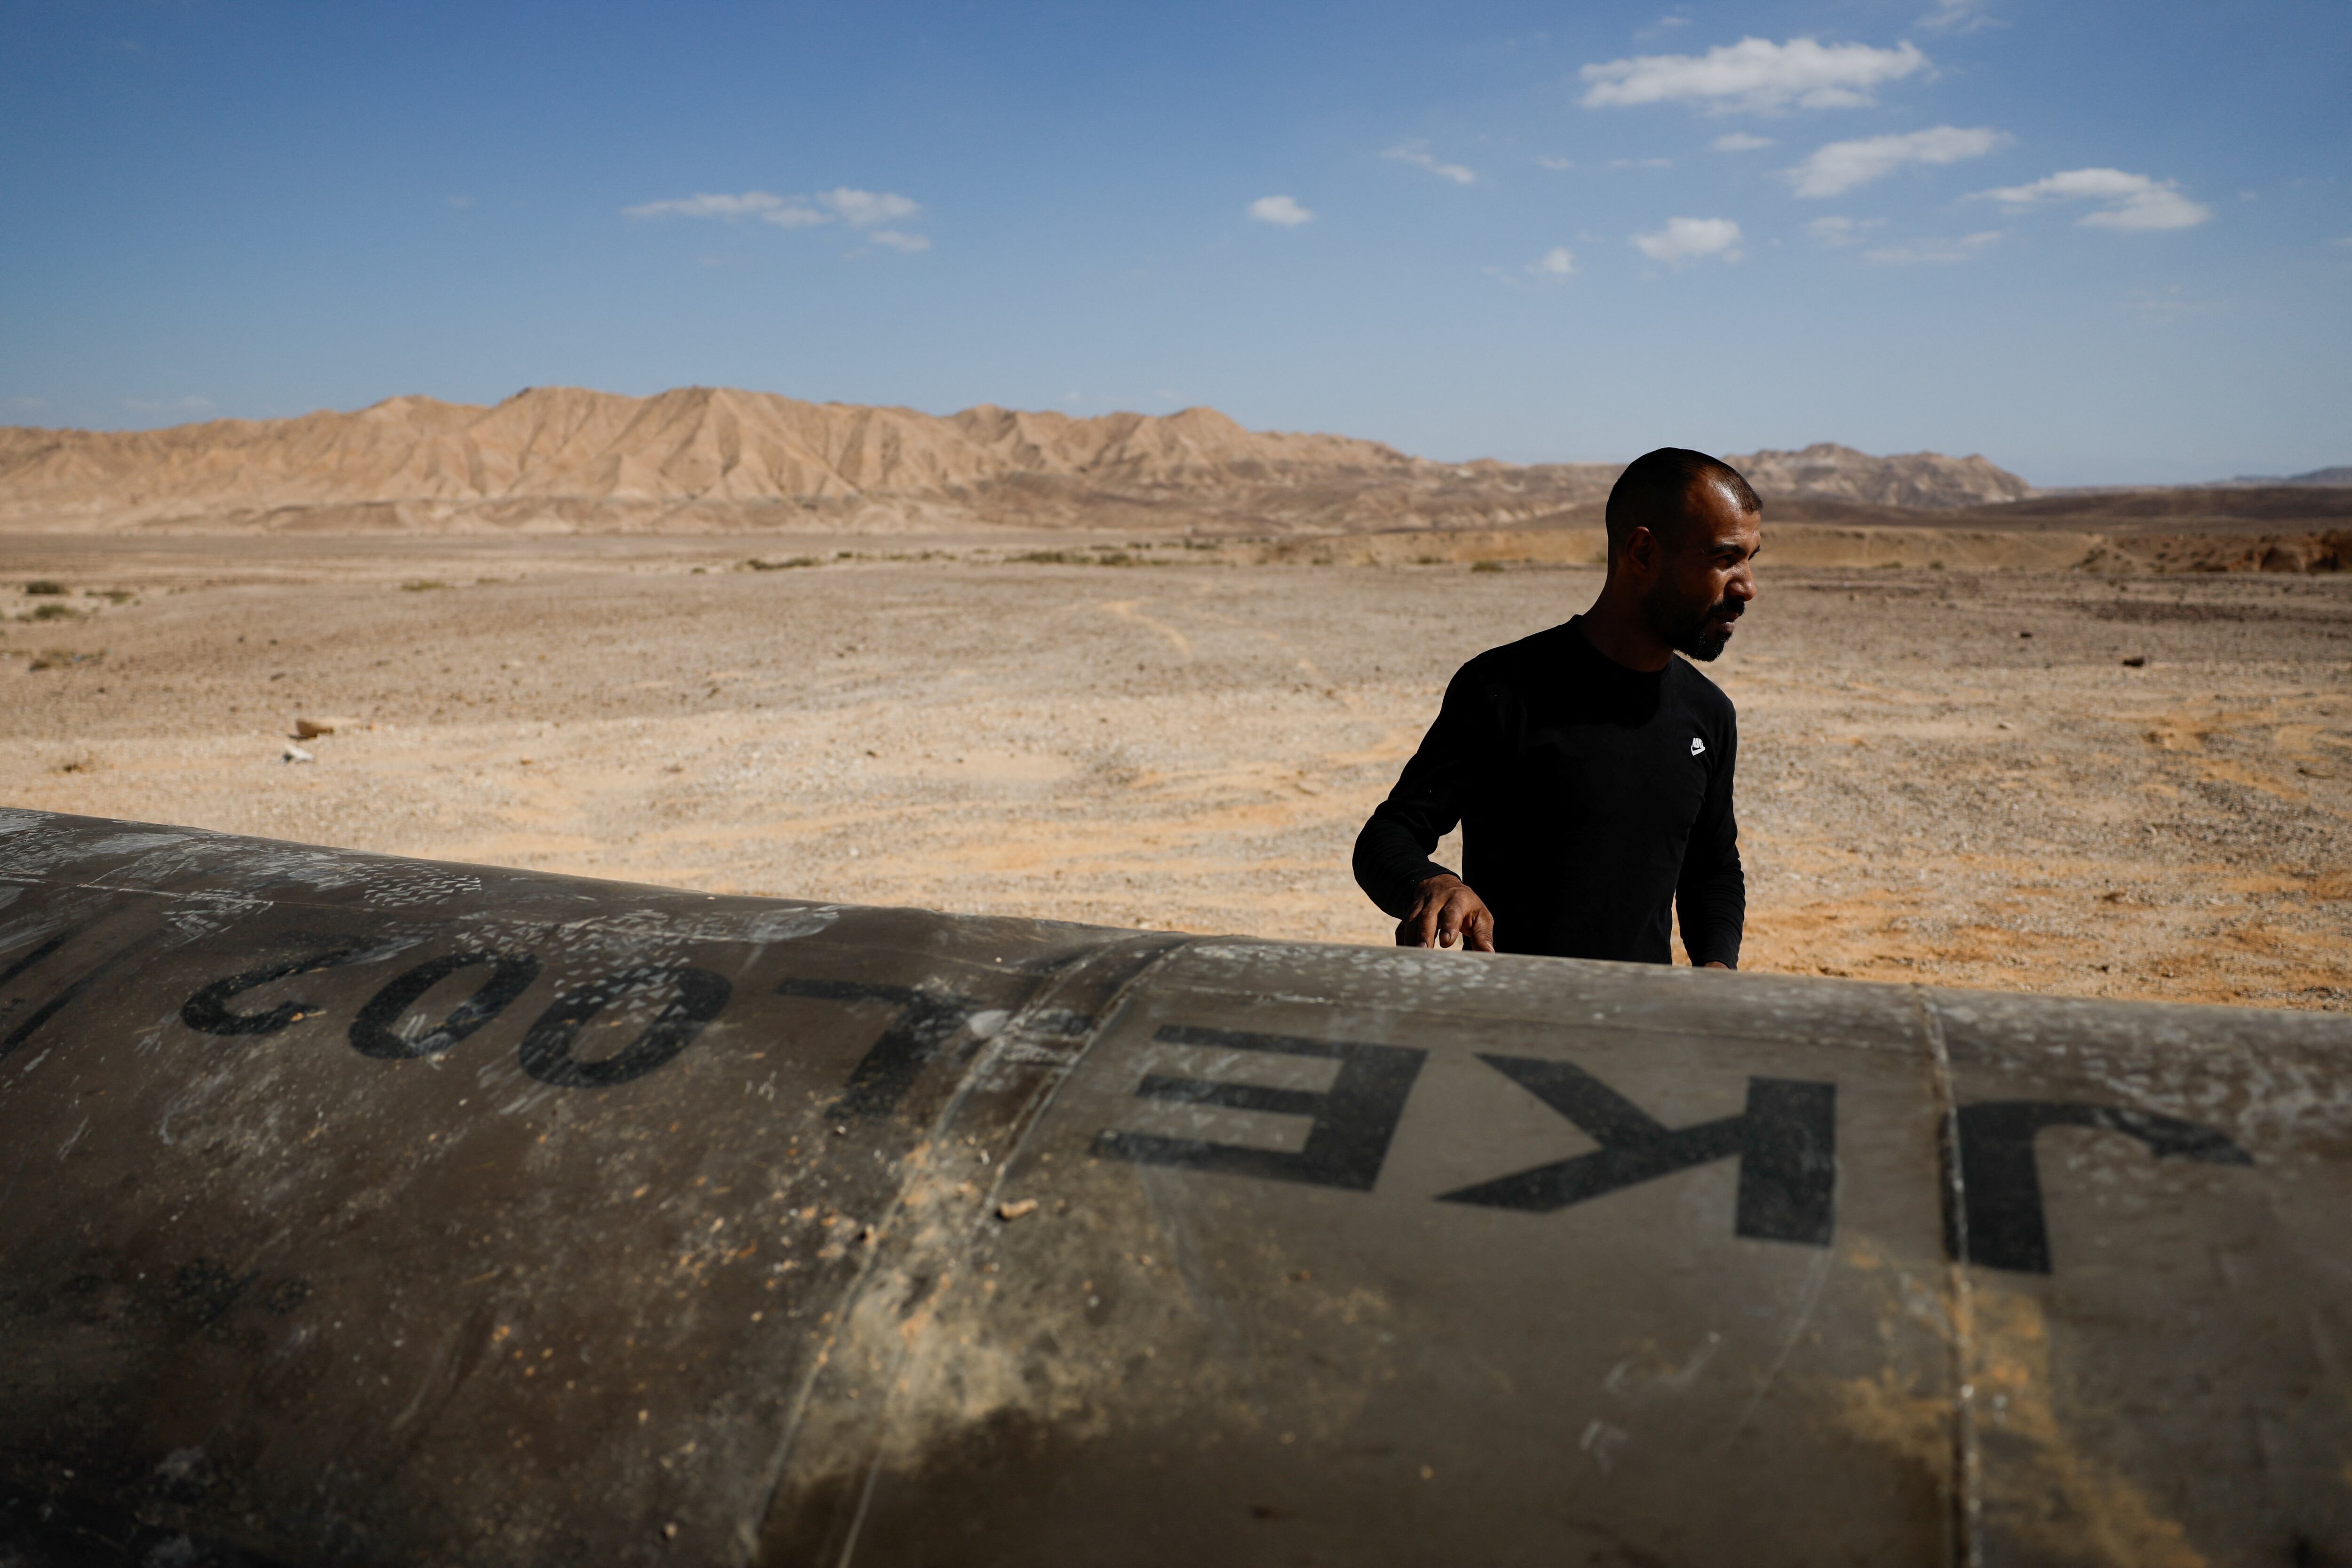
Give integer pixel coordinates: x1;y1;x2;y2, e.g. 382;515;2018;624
1604;447;1761;562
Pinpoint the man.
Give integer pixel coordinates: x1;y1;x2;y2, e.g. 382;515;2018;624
1351;446;1760;966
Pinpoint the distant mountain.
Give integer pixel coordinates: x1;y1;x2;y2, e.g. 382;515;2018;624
1728;442;2034;509
0;388;2036;533
2210;466;2352;487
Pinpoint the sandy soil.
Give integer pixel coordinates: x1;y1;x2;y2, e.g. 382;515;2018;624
4;533;2347;1011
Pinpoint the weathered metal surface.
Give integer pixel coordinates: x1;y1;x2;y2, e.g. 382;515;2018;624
0;808;2344;1567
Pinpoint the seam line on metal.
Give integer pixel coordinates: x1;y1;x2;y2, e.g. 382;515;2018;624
1917;987;1983;1568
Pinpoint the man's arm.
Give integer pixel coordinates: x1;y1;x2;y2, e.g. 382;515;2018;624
1676;712;1744;969
1353;667;1499;952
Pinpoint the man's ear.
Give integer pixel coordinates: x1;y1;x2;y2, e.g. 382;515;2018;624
1621;524;1660;576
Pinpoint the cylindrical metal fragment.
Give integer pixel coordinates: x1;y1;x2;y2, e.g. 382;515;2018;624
0;809;2344;1566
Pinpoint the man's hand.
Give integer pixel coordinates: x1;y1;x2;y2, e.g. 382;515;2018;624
1396;874;1496;953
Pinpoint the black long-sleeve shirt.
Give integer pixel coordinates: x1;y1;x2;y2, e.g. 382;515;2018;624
1352;616;1745;966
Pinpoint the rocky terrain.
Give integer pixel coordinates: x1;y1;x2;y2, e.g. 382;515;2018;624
2;535;2346;1012
0;386;2034;534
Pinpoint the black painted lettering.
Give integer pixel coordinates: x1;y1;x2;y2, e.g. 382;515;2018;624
777;978;978;1122
4;929;152;1059
1946;1100;2252;1274
1439;1057;1836;1246
348;951;542;1060
0;928;75;991
517;964;731;1088
179;946;367;1037
1093;1023;1427;1192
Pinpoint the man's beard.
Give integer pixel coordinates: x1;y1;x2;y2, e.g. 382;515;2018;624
1649;591;1742;662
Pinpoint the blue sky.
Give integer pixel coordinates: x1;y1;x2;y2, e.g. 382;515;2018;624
2;1;2346;484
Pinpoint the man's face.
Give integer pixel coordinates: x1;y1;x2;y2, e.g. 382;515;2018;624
1641;481;1762;661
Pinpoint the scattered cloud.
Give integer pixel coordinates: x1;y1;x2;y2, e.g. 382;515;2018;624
1916;0;2000;33
1864;231;2002;264
1711;132;1775;152
2335;236;2352;249
1974;168;2213;231
447;195;475;210
1787;126;2007;198
622;187;926;245
5;396;48;414
1610;157;1674;169
1580;37;1928;114
1536;155;1577;171
2123;284;2226;317
627;190;815;223
1248;194;1315;227
124;396;214;414
1385;143;1478;184
818;189;915;229
1529;247;1578;279
1806;215;1885;246
1631;216;1743;265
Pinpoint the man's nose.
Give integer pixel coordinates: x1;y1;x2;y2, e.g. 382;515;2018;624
1726;564;1756;602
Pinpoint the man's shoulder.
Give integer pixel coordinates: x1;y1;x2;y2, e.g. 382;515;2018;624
1457;621;1580;686
1669;655;1739;725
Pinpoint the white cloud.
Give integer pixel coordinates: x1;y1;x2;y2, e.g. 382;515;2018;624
1864;230;2002;263
627;191;801;221
1632;216;1743;265
1711;132;1775;152
623;186;933;251
124;396;215;414
1385;143;1478;184
1580;37;1928;114
2335;236;2352;248
1805;215;1885;246
1529;247;1577;279
1610;157;1674;169
1786;125;2008;198
622;187;922;233
1916;0;1999;33
1536;155;1577;170
1248;194;1315;227
820;188;920;229
2122;284;2225;317
1975;168;2212;231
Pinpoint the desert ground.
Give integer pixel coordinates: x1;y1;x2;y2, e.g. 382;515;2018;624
3;532;2348;1011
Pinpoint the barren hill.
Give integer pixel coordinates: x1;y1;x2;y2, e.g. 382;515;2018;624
0;386;2033;535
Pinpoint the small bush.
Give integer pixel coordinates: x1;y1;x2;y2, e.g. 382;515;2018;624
746;556;820;571
1471;560;1506;574
30;602;83;621
24;580;65;596
28;649;102;671
399;579;448;592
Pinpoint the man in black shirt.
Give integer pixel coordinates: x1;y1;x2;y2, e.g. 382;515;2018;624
1352;447;1760;966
